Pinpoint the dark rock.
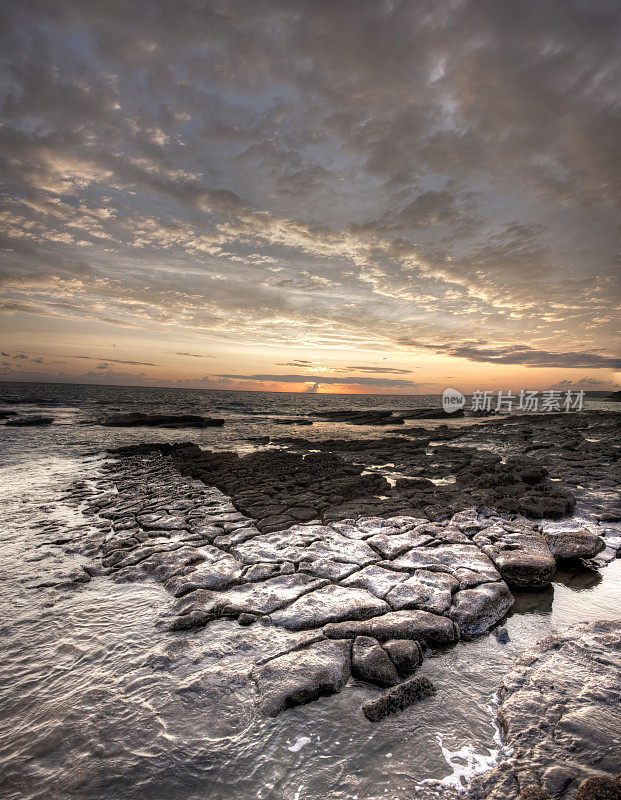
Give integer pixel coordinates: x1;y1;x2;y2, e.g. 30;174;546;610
544;529;606;560
402;408;464;419
5;416;53;426
253;639;351;716
238;613;257;626
361;675;436;721
519;789;551;800
101;413;225;428
382;639;423;675
574;775;621;800
352;636;400;686
314;409;403;425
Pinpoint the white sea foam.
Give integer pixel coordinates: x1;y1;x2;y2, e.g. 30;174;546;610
287;736;311;752
419;732;503;792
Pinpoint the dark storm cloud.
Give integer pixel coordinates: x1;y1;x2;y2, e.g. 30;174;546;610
0;0;619;367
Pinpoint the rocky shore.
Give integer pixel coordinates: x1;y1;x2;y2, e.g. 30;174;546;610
468;620;621;800
44;409;620;796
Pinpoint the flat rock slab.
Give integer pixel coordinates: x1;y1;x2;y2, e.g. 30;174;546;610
385;572;455;614
253;639;351;716
324;609;457;644
341;564;407;598
270;584;389;630
365;531;435;559
177;574;326;618
390;543;501;587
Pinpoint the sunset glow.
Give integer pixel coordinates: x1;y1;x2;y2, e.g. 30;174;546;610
1;2;619;394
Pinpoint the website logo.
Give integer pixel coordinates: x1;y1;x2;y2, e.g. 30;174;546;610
442;387;466;413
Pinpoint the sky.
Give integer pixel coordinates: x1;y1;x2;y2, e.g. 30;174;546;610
0;0;619;395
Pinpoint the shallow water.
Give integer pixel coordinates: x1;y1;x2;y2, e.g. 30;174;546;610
0;383;620;800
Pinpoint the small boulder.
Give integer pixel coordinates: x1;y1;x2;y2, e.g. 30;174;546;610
574;775;621;800
361;675;436;721
448;582;514;638
382;639;423;676
352;636;399;686
480;533;556;588
324;609;457;645
544;529;606;560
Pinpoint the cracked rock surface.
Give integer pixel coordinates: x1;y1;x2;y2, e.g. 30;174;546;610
57;412;616;714
467;620;621;800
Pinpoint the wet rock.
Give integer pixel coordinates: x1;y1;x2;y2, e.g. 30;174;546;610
298;559;359;581
382;639;423;676
518;789;550;800
542;765;578;797
243;562;295;582
448;582;514;637
477;531;556;589
574;775;621;800
324;609;457;644
162;547;245;596
390;543;501;587
469;620;621;800
5;416;53;426
493;626;510;643
341;564;406;598
101;413;224;427
253;639;351;716
314;409;403;425
366;530;435;559
352;636;400;686
544;529;606;560
215;574;326;616
361;675;436;721
385;570;456;614
270;584;389;630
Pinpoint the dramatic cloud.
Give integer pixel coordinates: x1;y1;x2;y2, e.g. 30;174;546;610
424;344;621;370
0;0;618;391
216;373;428;389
